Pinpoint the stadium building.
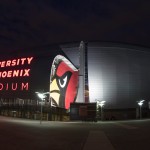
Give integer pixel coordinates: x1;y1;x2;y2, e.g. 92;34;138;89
0;41;150;120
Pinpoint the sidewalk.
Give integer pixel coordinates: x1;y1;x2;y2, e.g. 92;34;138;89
83;131;115;150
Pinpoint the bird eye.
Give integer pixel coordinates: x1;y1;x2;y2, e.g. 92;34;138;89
58;75;68;88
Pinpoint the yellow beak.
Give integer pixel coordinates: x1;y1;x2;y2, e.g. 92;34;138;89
50;79;60;106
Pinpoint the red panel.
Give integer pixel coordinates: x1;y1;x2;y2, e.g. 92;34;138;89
57;61;78;109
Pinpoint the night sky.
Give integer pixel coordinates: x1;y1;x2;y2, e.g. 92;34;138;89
0;0;150;52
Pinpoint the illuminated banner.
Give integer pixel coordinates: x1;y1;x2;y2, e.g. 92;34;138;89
0;57;33;67
0;57;33;91
50;55;79;109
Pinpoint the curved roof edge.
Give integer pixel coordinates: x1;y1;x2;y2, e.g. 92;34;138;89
59;40;150;53
87;41;150;53
3;40;150;55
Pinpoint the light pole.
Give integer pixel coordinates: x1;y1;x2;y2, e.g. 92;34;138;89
35;92;49;124
137;100;145;119
95;100;106;121
99;101;106;121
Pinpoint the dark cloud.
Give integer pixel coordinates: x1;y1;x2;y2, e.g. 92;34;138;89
0;0;150;52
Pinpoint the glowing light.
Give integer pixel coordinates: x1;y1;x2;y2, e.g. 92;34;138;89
96;100;106;107
37;93;46;99
137;100;145;119
35;92;49;100
35;91;49;124
138;100;145;106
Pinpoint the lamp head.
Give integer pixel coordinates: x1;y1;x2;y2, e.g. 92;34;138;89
35;92;47;100
138;100;145;106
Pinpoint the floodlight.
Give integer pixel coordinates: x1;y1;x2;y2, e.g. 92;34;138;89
35;91;49;124
138;100;145;106
137;99;145;119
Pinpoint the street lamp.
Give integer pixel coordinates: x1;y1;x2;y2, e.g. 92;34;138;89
95;100;106;121
137;100;145;119
35;92;49;124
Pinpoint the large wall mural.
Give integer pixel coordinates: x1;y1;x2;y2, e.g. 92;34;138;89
50;55;79;109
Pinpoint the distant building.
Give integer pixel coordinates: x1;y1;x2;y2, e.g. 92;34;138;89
0;41;150;120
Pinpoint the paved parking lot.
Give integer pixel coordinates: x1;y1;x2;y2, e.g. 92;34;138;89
0;116;150;150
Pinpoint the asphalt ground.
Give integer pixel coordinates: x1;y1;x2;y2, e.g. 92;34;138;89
0;116;150;150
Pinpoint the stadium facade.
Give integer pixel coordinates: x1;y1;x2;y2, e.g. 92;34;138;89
0;41;150;120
